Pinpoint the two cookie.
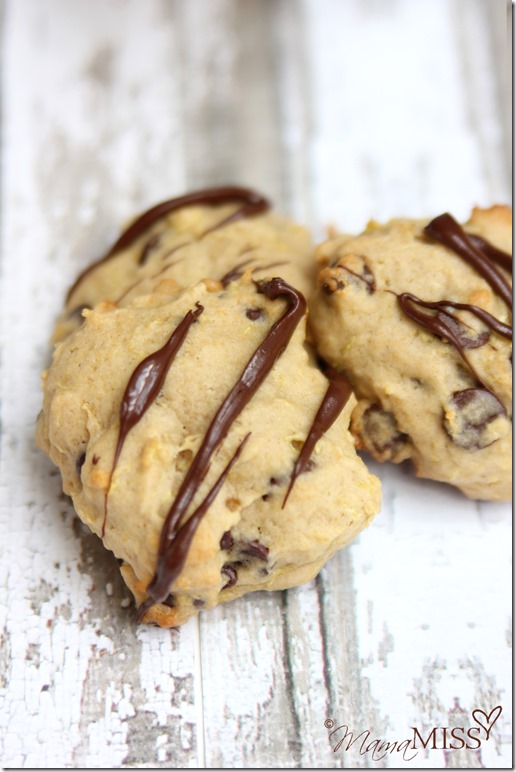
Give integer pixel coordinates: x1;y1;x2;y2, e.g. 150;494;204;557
37;189;512;626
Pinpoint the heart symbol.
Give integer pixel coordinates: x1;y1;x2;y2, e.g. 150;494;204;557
472;706;502;740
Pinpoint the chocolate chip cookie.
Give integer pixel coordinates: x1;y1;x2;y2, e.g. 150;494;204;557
309;206;512;500
37;269;380;626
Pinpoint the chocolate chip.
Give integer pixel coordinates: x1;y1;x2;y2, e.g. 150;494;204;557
258;567;269;576
220;531;234;551
193;598;205;608
162;594;175;608
443;388;506;450
221;565;238;589
246;307;264;321
76;453;86;476
240;539;269;561
92;454;99;465
262;476;288;501
363;405;410;457
322;277;345;295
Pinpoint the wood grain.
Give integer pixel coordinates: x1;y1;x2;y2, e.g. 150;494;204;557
1;0;511;767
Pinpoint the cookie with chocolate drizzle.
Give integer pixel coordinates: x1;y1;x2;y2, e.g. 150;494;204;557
309;205;512;501
54;185;315;343
37;269;380;626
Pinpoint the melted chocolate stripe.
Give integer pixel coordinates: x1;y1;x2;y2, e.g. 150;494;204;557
108;187;268;258
136;434;250;622
468;234;512;271
138;233;161;265
408;297;512;340
282;368;352;508
339;264;376;293
66;186;270;303
434;310;489;350
398;293;501;399
144;278;307;606
202;199;267;235
220;258;255;287
115;258;183;304
424;213;512;308
101;303;204;537
220;259;290;288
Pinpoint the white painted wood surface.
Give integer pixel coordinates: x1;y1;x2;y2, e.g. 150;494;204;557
0;0;511;767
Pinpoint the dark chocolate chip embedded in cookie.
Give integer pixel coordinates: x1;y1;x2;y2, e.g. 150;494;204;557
309;206;512;501
443;388;507;450
355;404;411;462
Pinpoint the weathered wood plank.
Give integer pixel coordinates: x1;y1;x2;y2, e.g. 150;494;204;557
1;0;199;767
1;0;511;768
334;463;512;768
182;2;306;766
303;0;511;233
303;0;512;767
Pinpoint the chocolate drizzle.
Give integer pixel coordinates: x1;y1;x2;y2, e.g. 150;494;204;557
66;186;270;303
220;259;289;288
398;293;501;396
220;259;255;287
115;258;182;304
282;368;352;507
102;303;204;536
399;296;511;343
137;434;251;620
339;264;376;294
424;213;512;309
468;234;512;271
138;233;161;265
138;278;307;615
396;213;512;407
